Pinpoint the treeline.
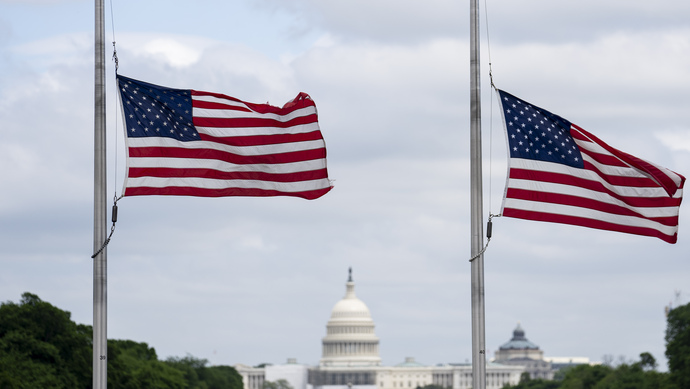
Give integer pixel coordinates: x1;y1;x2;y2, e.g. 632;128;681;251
2;292;689;389
501;300;690;389
501;355;668;389
0;292;243;389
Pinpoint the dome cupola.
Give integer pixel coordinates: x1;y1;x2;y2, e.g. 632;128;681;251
319;268;381;367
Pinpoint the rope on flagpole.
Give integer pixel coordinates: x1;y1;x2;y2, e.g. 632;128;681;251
91;0;123;260
91;194;122;259
469;213;501;262
110;0;120;193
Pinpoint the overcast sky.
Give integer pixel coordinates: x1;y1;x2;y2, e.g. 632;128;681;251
1;0;689;372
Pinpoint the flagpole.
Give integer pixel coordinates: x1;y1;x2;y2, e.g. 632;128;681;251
93;0;108;387
469;0;486;387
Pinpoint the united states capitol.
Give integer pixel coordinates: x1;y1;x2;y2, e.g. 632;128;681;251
235;270;589;389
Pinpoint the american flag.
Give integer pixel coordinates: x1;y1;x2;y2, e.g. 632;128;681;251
498;89;684;243
117;75;332;200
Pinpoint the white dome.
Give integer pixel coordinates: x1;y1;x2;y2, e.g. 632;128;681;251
329;282;372;321
320;269;381;367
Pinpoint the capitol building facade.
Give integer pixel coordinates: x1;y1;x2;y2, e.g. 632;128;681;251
235;270;526;389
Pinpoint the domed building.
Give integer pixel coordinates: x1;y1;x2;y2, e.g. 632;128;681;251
320;268;381;367
236;270;524;389
493;323;553;380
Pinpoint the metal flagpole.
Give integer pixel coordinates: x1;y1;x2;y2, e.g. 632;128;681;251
93;0;108;387
469;0;486;387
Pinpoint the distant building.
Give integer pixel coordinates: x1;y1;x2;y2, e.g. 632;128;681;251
543;357;594;371
492;324;593;379
236;270;523;389
493;324;553;380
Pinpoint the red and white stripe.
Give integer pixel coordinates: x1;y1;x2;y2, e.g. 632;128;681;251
502;124;684;243
124;91;332;200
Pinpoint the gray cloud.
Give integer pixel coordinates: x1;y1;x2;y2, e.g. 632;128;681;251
0;0;688;373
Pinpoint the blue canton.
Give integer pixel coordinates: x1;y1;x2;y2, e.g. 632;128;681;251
117;75;198;142
498;90;583;169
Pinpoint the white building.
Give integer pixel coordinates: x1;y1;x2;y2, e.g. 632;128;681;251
236;270;523;389
491;323;594;380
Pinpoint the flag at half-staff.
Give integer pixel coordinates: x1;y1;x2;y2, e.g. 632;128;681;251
117;75;332;200
497;89;684;243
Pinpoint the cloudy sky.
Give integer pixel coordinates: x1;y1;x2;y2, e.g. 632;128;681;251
1;0;689;372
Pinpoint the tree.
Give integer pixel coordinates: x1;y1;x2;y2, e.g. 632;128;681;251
637;352;656;371
500;372;558;389
0;292;245;389
203;365;244;389
666;301;690;389
558;364;612;389
0;292;92;388
165;354;243;389
108;339;187;389
419;384;446;389
263;379;295;389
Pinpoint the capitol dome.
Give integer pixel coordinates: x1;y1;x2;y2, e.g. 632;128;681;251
320;268;381;367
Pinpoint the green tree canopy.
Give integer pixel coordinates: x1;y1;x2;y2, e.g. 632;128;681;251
263;379;295;389
0;292;243;389
0;292;92;388
666;301;690;389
